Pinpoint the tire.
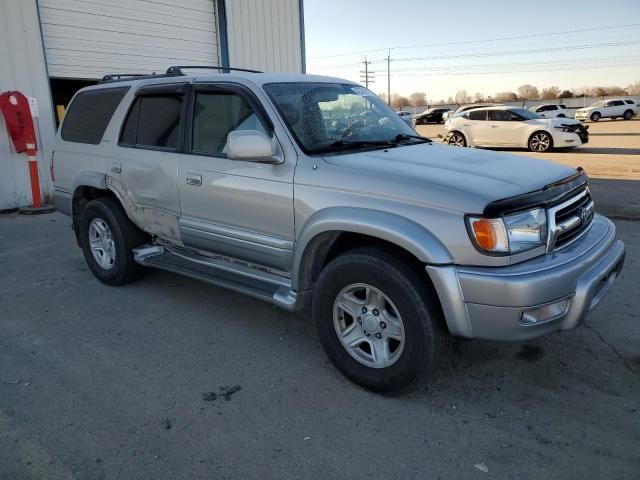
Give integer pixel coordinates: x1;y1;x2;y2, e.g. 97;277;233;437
78;197;147;286
312;247;449;393
528;131;553;152
623;110;633;120
448;131;466;147
590;112;601;122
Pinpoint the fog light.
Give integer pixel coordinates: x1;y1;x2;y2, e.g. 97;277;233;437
520;298;571;325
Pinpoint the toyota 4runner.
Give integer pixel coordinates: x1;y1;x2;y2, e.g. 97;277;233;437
52;66;625;392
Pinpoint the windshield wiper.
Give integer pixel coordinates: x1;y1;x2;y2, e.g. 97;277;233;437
331;139;398;148
393;133;432;144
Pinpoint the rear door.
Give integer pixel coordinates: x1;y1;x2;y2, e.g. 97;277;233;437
461;109;488;145
177;82;296;271
112;82;189;241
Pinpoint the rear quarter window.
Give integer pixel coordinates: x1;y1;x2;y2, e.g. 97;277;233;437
61;87;129;144
625;100;635;105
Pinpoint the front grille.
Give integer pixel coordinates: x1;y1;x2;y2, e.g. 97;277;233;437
548;187;594;251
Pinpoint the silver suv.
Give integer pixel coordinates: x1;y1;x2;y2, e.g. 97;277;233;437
52;67;625;392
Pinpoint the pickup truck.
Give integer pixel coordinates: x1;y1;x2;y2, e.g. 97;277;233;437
52;67;625;392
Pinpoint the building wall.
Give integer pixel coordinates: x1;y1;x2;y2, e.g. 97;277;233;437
224;0;304;73
0;0;56;209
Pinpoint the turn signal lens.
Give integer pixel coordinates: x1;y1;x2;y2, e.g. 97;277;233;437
468;217;508;253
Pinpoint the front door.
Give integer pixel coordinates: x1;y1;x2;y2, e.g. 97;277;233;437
177;82;296;271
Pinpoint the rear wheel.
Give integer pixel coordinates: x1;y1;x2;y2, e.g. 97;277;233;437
590;112;601;122
313;247;449;393
448;131;466;147
78;197;147;285
528;131;553;152
623;110;633;120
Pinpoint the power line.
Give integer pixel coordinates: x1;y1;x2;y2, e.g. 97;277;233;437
308;23;640;60
382;62;639;77
370;39;640;63
315;39;640;70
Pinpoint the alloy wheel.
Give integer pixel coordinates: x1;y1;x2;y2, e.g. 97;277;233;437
448;133;465;147
529;133;551;152
333;283;405;369
88;218;116;270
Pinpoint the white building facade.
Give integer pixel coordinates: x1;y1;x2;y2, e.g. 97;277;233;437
0;0;305;209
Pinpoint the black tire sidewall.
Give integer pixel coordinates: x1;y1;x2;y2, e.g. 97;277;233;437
78;199;139;285
591;112;600;122
313;249;443;393
624;110;632;120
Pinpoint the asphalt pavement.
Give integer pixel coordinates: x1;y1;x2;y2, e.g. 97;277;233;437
0;212;638;480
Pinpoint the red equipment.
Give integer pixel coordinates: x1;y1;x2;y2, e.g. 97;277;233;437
0;91;42;208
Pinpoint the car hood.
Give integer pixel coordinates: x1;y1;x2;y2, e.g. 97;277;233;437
322;142;577;209
534;117;580;126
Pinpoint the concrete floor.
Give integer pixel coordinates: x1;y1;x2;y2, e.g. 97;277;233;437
0;212;638;480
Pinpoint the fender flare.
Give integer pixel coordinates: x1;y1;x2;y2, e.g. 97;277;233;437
291;207;454;290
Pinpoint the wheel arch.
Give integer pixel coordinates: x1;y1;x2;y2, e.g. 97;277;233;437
70;173;118;244
292;208;454;292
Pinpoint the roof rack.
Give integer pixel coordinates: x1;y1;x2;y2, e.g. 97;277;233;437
99;65;262;84
166;65;263;75
100;72;175;84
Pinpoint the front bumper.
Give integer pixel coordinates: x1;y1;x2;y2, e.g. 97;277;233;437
427;215;625;340
551;129;587;147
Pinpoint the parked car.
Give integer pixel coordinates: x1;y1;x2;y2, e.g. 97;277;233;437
574;99;637;122
529;104;569;118
414;108;450;124
52;67;624;393
442;103;501;122
445;106;589;152
396;110;414;127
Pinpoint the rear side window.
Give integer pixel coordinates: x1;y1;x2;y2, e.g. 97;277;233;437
625;100;635;105
469;110;487;121
121;94;184;149
61;87;128;144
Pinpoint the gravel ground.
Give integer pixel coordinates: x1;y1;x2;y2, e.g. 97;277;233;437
0;212;638;480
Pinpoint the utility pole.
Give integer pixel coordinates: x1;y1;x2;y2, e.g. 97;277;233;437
386;49;391;106
359;56;375;89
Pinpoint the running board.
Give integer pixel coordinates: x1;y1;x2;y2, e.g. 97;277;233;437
133;245;301;311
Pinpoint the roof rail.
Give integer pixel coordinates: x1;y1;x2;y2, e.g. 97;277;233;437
166;65;263;75
100;72;176;84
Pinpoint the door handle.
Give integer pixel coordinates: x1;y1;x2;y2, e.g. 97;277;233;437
111;163;122;174
185;174;202;186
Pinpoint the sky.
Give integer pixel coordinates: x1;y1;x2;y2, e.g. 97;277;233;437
303;0;640;101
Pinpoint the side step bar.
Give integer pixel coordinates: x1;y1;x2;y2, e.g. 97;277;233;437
133;245;303;311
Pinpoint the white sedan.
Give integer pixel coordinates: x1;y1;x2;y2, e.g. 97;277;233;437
444;106;589;152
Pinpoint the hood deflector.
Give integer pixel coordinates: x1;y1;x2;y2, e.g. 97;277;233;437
483;168;588;217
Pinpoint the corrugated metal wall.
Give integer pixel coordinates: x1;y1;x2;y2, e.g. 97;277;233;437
0;1;56;209
225;0;304;73
38;0;220;79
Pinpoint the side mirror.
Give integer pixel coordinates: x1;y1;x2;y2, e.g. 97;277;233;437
227;130;281;164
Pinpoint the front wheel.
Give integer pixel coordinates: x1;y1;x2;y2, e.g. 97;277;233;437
313;247;449;393
590;112;601;122
528;131;553;152
448;131;466;147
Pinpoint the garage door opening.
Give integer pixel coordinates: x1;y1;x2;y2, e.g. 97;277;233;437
49;78;98;126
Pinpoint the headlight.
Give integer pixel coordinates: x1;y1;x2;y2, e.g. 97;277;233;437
554;126;573;132
467;208;547;254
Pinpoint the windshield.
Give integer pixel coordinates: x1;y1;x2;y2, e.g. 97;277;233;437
509;108;543;120
264;82;416;153
590;101;605;108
